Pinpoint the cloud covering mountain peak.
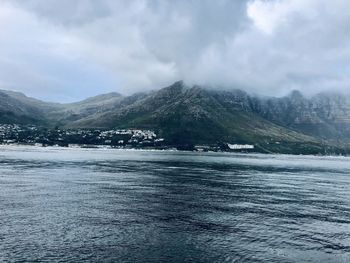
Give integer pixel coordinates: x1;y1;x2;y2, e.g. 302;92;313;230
0;0;350;101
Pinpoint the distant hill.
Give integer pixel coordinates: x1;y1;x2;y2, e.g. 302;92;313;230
0;90;59;125
1;82;350;154
47;92;126;125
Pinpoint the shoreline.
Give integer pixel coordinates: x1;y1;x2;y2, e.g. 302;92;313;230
0;143;348;158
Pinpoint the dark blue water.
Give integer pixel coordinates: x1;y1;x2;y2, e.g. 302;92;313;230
1;146;350;262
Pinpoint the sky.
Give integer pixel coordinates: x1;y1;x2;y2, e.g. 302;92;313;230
0;0;350;102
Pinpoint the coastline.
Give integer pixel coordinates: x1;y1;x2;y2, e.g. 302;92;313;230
0;143;348;157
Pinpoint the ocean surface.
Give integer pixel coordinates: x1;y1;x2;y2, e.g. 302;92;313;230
1;146;350;262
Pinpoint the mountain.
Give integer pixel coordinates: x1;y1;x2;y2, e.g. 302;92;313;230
251;90;350;141
47;92;125;125
0;82;350;154
0;90;61;125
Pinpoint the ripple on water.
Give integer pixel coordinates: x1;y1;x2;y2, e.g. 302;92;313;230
0;147;350;262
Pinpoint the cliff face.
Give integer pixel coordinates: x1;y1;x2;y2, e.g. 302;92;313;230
251;90;350;140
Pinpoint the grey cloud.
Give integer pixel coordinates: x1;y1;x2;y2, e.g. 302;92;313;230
0;0;350;101
6;0;112;26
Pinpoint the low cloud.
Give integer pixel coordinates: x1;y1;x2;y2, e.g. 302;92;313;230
0;0;349;101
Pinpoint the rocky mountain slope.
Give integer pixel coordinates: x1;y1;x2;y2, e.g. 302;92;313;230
251;90;350;140
1;82;349;154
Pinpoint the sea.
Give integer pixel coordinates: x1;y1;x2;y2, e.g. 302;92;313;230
1;146;350;262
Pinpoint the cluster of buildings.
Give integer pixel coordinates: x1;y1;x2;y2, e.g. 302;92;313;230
194;143;255;152
0;124;255;152
0;124;39;144
0;124;165;148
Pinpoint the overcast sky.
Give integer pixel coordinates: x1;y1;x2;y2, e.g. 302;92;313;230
0;0;350;102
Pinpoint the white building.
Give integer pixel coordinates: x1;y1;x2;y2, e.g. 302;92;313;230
227;144;254;150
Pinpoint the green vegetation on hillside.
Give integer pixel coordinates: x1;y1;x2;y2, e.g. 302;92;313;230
1;82;350;154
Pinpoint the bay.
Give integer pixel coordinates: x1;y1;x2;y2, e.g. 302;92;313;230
1;146;350;262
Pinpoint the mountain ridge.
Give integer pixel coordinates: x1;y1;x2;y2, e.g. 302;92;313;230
0;82;349;154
